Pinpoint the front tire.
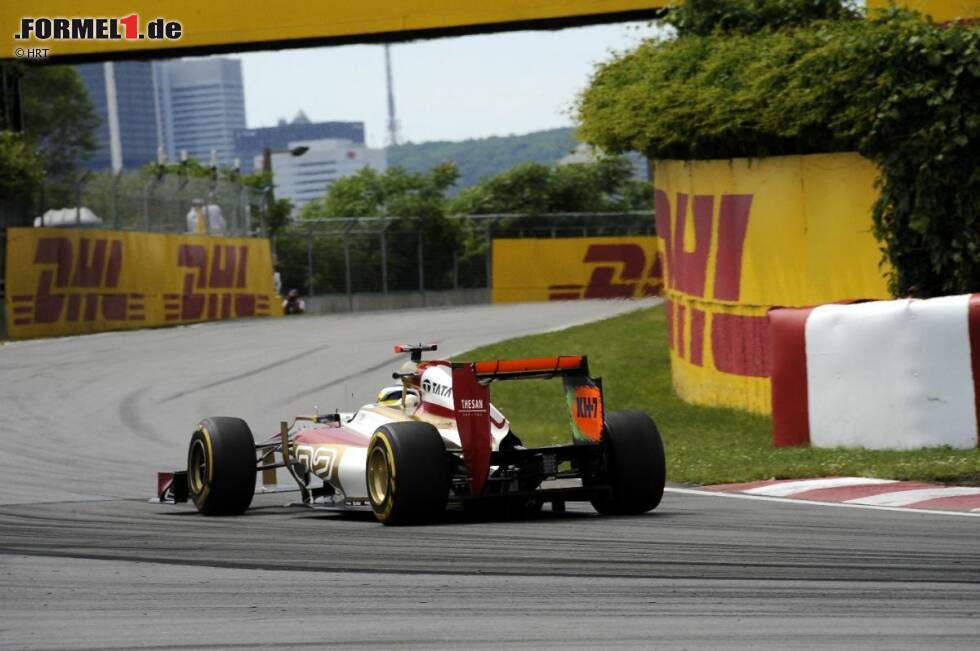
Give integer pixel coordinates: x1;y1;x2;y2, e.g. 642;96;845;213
366;422;449;525
590;411;665;515
187;417;256;516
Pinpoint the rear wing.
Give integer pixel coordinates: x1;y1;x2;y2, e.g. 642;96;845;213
450;355;605;496
466;356;603;443
471;355;589;382
458;357;603;444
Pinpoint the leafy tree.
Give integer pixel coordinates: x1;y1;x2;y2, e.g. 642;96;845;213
300;163;460;220
577;1;980;296
280;164;464;293
451;157;649;214
0;131;43;200
445;156;653;255
451;156;651;214
0;131;44;224
388;127;578;191
664;0;859;36
18;65;98;179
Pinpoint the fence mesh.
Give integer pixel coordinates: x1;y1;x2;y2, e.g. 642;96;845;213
275;212;656;297
5;171;655;304
30;172;258;236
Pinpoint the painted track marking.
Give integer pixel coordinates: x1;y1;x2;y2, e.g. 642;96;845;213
742;476;897;496
665;487;980;518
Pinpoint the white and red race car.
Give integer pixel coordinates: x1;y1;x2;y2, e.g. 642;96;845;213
158;344;666;525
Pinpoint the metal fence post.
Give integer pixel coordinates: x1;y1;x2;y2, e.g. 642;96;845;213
110;171;122;229
484;220;494;290
453;248;459;291
417;225;424;301
306;229;314;297
380;229;388;294
75;179;82;225
141;178;154;231
343;227;353;312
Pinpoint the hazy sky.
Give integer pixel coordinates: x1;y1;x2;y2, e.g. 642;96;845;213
232;21;662;148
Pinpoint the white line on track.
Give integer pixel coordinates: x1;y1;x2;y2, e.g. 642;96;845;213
664;487;980;518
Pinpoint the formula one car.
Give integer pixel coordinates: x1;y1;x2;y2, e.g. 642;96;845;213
157;344;666;525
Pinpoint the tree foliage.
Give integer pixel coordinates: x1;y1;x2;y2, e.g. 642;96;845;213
388;127;578;191
450;156;652;214
664;0;859;36
578;1;980;297
0;131;43;201
19;64;99;179
277;164;465;294
300;163;460;220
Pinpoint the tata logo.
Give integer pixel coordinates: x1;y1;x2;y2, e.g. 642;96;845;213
166;244;271;321
10;236;144;326
459;398;485;411
548;244;663;301
576;395;599;419
421;378;452;398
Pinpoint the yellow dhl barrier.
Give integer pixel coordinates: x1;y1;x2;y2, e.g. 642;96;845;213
492;236;662;304
5;228;281;340
655;153;891;414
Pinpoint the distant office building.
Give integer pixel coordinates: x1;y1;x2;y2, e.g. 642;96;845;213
234;111;365;173
75;61;163;171
155;58;246;166
271;139;387;211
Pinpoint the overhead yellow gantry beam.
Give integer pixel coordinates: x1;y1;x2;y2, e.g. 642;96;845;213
1;1;670;62
2;1;976;63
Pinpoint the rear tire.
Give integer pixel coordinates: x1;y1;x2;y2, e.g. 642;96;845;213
366;422;449;525
187;417;256;516
590;411;665;515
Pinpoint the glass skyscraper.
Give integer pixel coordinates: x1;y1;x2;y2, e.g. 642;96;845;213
75;61;162;171
155;58;246;166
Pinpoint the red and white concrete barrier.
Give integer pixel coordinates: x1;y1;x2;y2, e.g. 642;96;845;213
770;294;980;449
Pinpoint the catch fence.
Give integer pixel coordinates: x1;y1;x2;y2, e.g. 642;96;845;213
30;172;259;236
274;212;656;298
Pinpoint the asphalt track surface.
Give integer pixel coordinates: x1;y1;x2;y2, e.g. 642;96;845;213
1;299;978;649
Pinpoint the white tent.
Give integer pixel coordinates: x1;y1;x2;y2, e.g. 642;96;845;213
34;207;104;227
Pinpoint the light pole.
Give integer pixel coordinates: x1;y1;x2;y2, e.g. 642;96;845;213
260;145;308;238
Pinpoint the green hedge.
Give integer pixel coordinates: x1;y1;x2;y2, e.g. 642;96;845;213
578;4;980;297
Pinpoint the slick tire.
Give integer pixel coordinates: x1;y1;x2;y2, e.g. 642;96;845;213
366;422;449;525
187;417;256;516
590;411;666;516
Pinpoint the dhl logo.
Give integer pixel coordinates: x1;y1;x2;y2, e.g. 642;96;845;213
655;190;752;302
165;244;271;321
548;244;663;301
656;190;769;378
9;236;145;326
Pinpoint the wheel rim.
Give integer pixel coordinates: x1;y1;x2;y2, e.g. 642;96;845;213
189;438;208;494
367;445;390;506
